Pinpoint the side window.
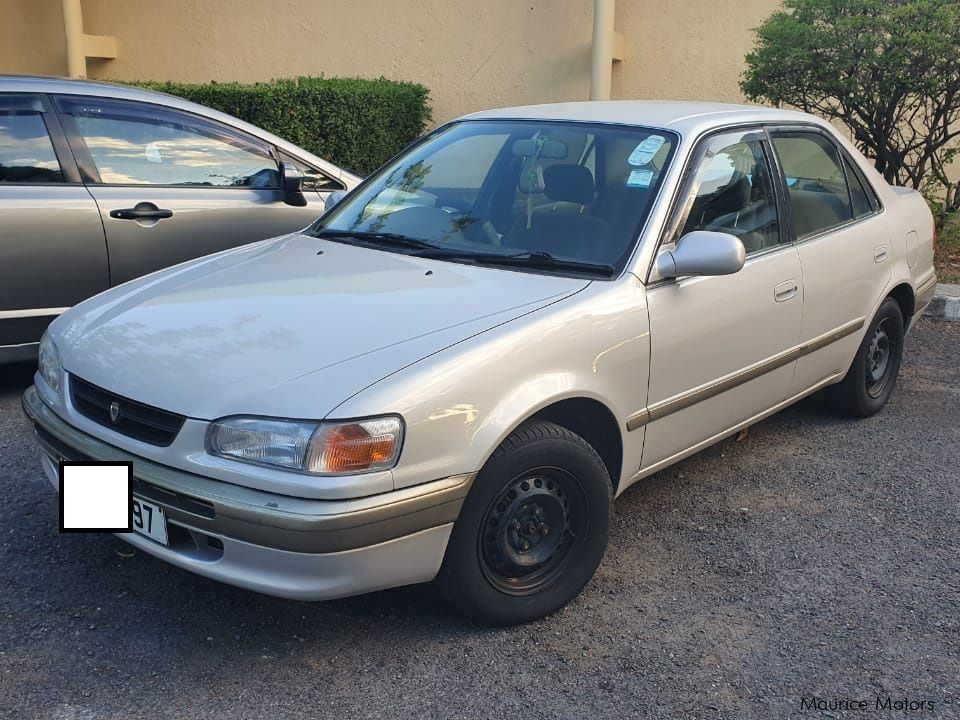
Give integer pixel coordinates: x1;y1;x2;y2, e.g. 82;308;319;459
842;155;875;218
279;152;344;192
0;112;63;183
679;131;781;254
58;98;278;188
770;132;853;239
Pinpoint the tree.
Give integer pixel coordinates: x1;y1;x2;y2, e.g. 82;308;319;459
741;0;960;209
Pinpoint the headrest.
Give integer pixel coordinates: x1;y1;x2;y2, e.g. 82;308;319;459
515;138;569;195
543;164;594;205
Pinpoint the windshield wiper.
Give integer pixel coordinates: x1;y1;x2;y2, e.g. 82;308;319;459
446;252;617;277
314;231;615;277
313;229;441;252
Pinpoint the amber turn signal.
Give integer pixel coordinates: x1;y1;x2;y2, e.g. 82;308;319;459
306;417;404;474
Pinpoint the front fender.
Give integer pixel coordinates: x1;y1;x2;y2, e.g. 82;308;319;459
330;279;651;491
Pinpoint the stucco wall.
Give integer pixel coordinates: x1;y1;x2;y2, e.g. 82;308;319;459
0;0;67;77
0;0;782;124
613;0;778;102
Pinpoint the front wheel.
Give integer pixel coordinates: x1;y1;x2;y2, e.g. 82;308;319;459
436;420;612;625
829;298;905;417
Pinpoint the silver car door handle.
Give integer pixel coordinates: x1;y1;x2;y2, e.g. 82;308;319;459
774;280;799;302
874;245;889;263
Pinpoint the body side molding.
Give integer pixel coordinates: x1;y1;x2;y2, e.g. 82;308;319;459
626;316;865;431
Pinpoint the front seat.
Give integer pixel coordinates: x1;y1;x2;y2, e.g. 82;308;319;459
505;164;609;261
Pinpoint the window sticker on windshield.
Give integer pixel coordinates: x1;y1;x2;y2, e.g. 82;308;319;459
626;169;654;188
628;135;666;166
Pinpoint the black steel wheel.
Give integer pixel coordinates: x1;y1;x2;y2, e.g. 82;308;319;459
829;297;905;417
865;317;896;398
478;467;587;596
436;420;612;625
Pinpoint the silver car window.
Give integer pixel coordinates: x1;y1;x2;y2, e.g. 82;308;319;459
278;151;344;192
0;112;63;184
770;132;854;239
61;99;279;188
679;131;781;255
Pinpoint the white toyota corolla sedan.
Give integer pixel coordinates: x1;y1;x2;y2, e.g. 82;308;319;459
23;101;936;625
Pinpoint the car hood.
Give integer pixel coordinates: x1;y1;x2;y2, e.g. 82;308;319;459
54;233;588;419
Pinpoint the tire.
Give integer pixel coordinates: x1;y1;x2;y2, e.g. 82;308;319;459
436;420;612;626
829;298;905;417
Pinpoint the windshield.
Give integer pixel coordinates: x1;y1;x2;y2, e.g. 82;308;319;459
310;120;677;277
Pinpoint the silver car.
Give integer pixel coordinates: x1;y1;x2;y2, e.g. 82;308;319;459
0;76;360;362
24;101;936;626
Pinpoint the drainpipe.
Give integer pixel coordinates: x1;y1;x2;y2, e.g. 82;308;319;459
62;0;86;78
590;0;615;100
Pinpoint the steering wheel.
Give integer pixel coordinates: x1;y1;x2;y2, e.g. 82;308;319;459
428;195;502;246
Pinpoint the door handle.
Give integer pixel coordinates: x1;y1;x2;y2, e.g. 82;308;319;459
109;202;174;221
874;245;889;263
774;280;799;302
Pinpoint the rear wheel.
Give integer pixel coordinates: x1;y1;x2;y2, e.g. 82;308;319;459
437;420;611;625
829;298;904;417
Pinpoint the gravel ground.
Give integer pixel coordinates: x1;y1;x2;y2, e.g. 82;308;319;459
0;320;957;720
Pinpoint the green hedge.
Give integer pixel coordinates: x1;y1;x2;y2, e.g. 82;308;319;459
136;77;431;177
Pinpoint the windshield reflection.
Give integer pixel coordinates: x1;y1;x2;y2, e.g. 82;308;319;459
312;120;678;277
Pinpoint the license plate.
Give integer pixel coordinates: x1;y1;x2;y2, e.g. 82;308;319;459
131;496;168;546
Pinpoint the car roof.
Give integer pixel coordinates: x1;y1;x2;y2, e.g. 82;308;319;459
463;100;823;137
0;75;358;182
0;74;172;98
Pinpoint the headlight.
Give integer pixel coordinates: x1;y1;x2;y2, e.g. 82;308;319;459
207;415;404;475
38;332;61;393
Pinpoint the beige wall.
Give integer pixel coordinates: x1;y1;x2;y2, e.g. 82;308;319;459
0;0;781;124
0;0;67;76
613;0;778;102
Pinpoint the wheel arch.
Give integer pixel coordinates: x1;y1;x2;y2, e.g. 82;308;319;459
519;397;625;492
887;282;915;324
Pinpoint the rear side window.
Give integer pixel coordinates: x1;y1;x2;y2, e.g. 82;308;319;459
843;156;875;218
771;132;853;239
0;112;63;183
58;97;279;188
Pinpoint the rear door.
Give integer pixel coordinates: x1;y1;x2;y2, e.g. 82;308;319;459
53;95;329;286
767;128;892;395
0;94;107;357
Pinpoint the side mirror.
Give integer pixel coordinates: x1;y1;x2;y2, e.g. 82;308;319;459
280;162;306;207
655;230;746;279
324;190;348;214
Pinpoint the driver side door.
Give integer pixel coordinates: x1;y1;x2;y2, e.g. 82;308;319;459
54;95;326;286
639;128;804;472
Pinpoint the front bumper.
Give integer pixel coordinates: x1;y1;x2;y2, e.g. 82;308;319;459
22;385;471;600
